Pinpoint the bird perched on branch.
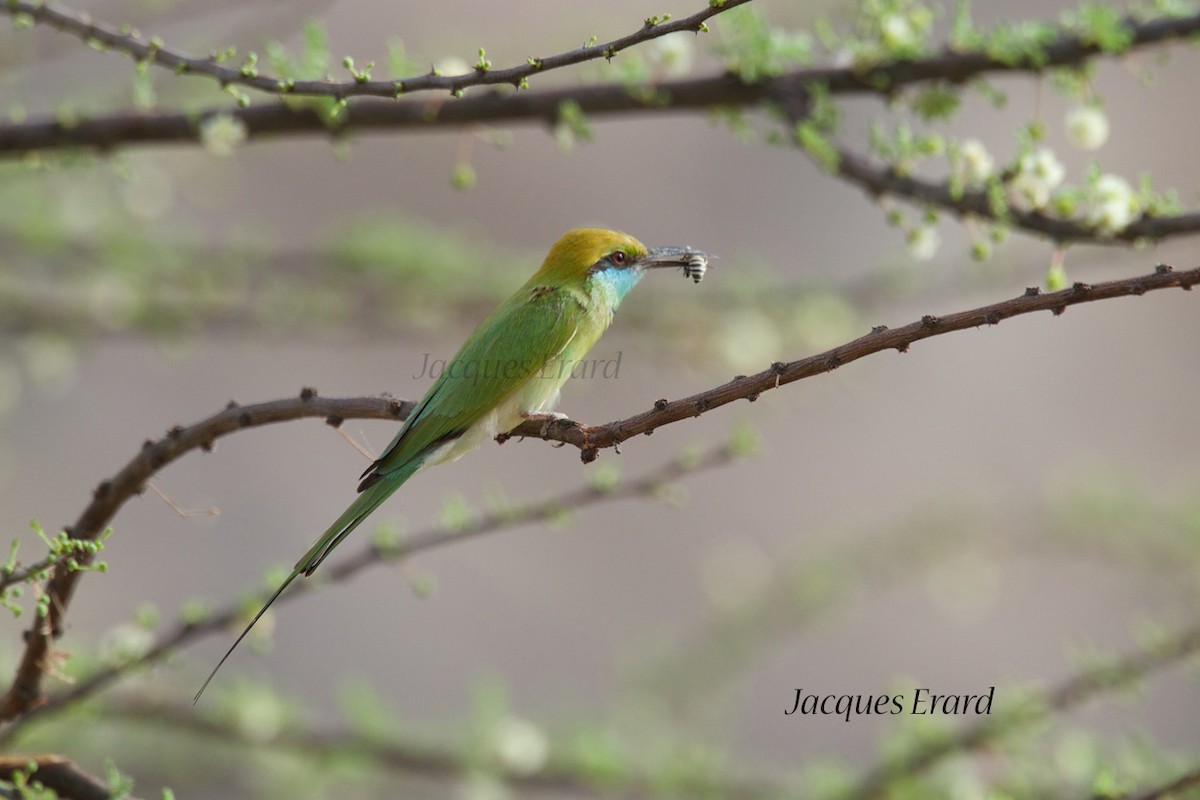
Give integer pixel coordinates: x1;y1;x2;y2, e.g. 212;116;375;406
196;228;712;700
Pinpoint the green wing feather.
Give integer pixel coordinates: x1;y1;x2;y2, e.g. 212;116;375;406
196;284;584;702
364;284;584;480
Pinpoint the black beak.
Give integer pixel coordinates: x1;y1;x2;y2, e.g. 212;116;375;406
639;246;715;283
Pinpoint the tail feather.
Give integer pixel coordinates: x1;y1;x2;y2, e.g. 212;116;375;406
194;465;418;702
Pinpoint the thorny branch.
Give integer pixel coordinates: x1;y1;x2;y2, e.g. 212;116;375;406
524;263;1200;460
3;0;749;99
1;261;1196;724
2;7;1200;157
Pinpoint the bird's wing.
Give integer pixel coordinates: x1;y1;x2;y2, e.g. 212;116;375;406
363;284;583;485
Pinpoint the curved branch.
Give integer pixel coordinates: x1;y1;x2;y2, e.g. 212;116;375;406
1;261;1196;722
830;146;1200;245
0;443;739;741
3;9;1200;157
2;0;747;98
0;393;414;722
527;263;1200;459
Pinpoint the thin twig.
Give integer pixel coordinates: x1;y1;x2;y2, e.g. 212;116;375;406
96;695;783;800
0;445;739;742
2;0;747;99
1114;766;1200;800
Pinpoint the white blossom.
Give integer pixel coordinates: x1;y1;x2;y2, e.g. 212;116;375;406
906;226;942;260
1065;106;1110;151
880;14;917;48
1086;173;1139;234
653;35;694;78
957;139;995;185
433;56;470;77
1007;148;1065;210
198;113;247;157
490;716;549;775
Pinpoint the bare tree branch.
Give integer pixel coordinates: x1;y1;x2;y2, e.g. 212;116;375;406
1;262;1195;723
2;0;748;98
525;263;1200;459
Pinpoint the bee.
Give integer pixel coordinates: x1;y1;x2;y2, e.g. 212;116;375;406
683;253;709;284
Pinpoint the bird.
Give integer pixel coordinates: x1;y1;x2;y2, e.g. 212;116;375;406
195;228;712;700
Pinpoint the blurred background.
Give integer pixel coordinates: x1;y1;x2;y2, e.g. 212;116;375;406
1;0;1198;796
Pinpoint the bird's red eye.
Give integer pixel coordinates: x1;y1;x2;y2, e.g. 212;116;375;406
611;251;627;267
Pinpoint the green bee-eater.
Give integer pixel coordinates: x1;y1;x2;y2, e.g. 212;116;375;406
196;228;710;699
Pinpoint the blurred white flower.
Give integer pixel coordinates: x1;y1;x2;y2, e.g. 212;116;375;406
1007;147;1065;210
653;35;694;78
716;309;782;372
880;14;917;48
98;622;154;666
906;226;942;260
199;113;247;157
1086;173;1139;234
433;56;470;77
490;716;548;775
956;139;994;185
1065;106;1109;151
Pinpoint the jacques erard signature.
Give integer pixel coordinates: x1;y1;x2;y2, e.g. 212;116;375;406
784;688;995;721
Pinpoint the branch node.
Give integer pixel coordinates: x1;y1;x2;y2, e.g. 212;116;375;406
871;324;888;334
921;314;939;327
167;425;184;440
1071;281;1093;293
1155;263;1174;274
580;446;599;464
299;386;318;401
1052;305;1067;316
1024;286;1041;296
225;399;239;410
325;415;345;428
984;310;1002;325
653;398;669;411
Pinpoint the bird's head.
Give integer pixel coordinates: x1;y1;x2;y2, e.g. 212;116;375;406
533;228;712;305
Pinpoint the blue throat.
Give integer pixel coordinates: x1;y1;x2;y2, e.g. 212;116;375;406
590;267;645;312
